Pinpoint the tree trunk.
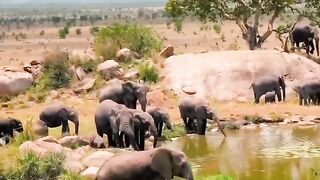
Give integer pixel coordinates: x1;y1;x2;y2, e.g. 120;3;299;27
248;27;258;50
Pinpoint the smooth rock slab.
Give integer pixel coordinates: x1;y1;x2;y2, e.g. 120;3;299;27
82;151;114;168
81;167;99;179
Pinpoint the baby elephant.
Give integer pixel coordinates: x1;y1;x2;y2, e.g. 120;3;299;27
265;92;276;103
39;104;79;136
0;117;24;144
147;107;173;138
96;147;194;180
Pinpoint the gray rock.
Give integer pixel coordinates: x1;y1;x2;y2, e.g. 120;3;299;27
82;151;114;168
81;167;99;179
97;60;124;80
116;48;131;61
58;136;89;148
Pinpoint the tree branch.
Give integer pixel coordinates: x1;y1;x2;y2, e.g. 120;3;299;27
258;10;279;44
236;19;249;42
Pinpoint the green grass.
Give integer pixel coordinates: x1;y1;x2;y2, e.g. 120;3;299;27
162;124;186;140
138;62;159;83
197;175;234;180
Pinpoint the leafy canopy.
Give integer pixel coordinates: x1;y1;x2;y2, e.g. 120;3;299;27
166;0;320;49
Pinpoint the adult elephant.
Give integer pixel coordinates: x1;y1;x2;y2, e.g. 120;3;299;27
99;81;149;111
95;99;139;150
147;107;173;138
96;147;194;180
39;104;79;135
122;110;158;150
290;26;319;56
250;75;286;104
178;97;226;136
0;118;24;144
295;81;320;106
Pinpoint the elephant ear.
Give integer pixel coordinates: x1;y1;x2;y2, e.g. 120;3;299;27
122;81;134;94
195;105;209;119
150;148;173;179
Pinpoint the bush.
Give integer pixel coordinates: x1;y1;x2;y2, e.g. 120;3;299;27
12;119;36;146
174;18;183;33
39;30;45;36
213;24;221;34
29;50;72;94
90;26;100;35
70;56;98;73
244;114;263;124
94;23;162;59
75;28;81;36
138;62;159;83
59;29;67;39
6;153;64;180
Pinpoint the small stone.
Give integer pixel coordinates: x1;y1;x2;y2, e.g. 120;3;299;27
182;85;197;95
116;48;131;62
160;45;174;58
259;123;268;128
243;124;258;130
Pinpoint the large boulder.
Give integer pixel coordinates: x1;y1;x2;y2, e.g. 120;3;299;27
74;77;96;93
81;167;99;179
82;151;114;168
97;60;124;80
116;48;131;62
19;140;66;157
164;50;320;101
32;120;49;137
0;68;33;96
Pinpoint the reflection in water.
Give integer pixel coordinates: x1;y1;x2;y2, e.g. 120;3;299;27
165;126;320;180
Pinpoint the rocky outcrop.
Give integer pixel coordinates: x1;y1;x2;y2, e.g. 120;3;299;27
97;60;124;80
164;50;320;101
82;151;114;168
0;68;33;96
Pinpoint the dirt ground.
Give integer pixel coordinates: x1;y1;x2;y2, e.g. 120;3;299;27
1;21;320;136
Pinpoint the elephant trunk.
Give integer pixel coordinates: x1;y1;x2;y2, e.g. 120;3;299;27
315;37;319;56
214;117;226;137
138;96;147;112
73;118;79;135
280;77;286;101
150;125;158;148
185;164;194;180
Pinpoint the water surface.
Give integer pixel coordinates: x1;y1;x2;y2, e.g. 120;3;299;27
165;125;320;180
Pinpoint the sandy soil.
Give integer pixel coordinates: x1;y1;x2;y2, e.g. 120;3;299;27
0;20;320;136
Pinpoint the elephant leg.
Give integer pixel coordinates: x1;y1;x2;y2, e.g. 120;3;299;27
106;131;115;147
118;131;125;148
275;88;282;102
124;134;130;148
299;94;303;105
158;122;163;138
254;93;261;104
197;119;207;135
61;119;70;135
139;130;145;150
134;129;140;147
126;130;139;151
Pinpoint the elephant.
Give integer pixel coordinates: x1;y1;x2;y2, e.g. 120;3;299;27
265;91;276;103
122;110;158;150
0;117;23;144
147;107;173;138
99;81;149;111
39;104;79;135
178;97;226;136
250;75;286;104
290;26;319;56
96;147;194;180
95;99;139;150
294;81;320;106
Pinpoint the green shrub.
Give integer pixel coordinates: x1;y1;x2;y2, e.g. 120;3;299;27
59;29;67;39
70;56;98;73
94;23;162;59
90;26;100;35
174;18;183;33
12;119;36;146
213;24;222;34
162;124;186;140
30;50;72;94
6;153;64;180
138;62;159;83
75;28;81;36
